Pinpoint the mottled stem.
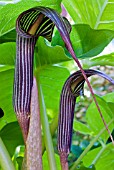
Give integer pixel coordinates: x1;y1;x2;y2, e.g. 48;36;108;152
26;77;42;170
60;152;69;170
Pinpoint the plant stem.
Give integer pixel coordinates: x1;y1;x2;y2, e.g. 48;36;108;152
39;85;57;170
0;137;15;170
91;144;106;165
50;113;59;137
60;152;69;170
42;113;59;153
70;118;114;170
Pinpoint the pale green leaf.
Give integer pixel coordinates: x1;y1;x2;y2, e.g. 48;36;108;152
43;151;61;170
103;92;114;102
52;24;114;58
0;68;16;130
89;53;114;67
70;24;114;58
73;120;92;135
39;66;70;111
86;95;114;142
35;37;70;67
83;143;114;170
63;0;114;30
0;0;61;37
0;122;24;157
0;42;15;66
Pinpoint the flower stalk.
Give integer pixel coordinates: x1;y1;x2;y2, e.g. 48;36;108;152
26;77;42;170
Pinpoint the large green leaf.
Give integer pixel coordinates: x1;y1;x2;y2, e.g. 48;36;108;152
73;93;114;144
70;24;114;58
39;66;70;111
86;94;114;142
0;42;15;66
0;29;16;43
0;0;61;37
0;122;24;157
43;152;61;170
52;24;114;58
82;143;114;170
73;120;92;135
103;92;114;102
63;0;114;30
35;37;70;66
0;68;16;129
89;52;114;67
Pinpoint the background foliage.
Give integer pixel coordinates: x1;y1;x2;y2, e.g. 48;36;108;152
0;0;114;170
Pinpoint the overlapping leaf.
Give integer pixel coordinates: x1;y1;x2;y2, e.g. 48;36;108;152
82;143;114;170
39;66;70;111
89;52;114;67
0;69;16;129
86;93;114;142
0;122;24;157
62;0;114;30
0;0;61;37
52;24;114;58
73;92;114;141
0;42;15;66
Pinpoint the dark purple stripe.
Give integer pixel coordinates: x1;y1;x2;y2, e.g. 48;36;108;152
13;34;36;114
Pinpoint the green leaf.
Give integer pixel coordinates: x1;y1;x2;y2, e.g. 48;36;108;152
0;42;15;66
16;157;23;170
103;92;114;102
0;0;61;37
39;66;70;111
75;165;96;170
89;53;114;67
107;102;114;111
86;95;114;142
35;37;71;67
70;25;114;58
0;65;14;72
43;151;61;170
63;0;114;30
0;68;16;130
52;24;114;58
0;122;24;157
0;29;16;43
13;145;25;169
83;143;114;170
73;120;92;135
